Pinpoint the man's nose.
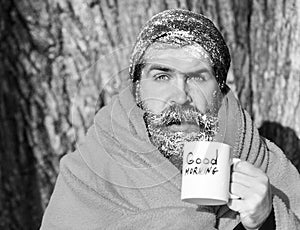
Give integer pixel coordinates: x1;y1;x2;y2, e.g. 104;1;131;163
170;78;190;105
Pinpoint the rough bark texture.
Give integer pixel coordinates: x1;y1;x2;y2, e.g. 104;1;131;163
0;0;299;229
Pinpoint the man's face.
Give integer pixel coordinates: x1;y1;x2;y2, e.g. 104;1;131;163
139;44;221;119
135;44;223;170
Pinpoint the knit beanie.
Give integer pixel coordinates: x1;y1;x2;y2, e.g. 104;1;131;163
129;9;231;92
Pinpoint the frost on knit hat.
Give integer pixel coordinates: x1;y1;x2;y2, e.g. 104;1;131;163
129;9;231;91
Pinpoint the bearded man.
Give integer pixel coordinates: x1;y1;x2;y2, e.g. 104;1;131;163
41;9;300;230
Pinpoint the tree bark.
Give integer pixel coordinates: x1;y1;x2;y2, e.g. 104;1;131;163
250;0;300;168
0;0;299;229
0;0;104;229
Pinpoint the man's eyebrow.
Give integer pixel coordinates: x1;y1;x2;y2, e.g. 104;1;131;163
144;63;214;76
187;68;212;75
146;64;175;73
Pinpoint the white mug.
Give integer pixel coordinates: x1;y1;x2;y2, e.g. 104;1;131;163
181;141;240;205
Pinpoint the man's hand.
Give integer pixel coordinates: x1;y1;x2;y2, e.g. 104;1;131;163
228;161;272;230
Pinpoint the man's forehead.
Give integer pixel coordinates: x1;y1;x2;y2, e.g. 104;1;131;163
142;43;213;73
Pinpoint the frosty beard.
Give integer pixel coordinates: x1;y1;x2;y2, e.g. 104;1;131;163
142;103;219;171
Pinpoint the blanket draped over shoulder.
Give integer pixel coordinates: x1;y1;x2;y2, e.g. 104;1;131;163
41;87;300;230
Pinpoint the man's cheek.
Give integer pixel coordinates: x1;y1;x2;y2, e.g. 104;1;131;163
143;98;166;114
189;95;208;114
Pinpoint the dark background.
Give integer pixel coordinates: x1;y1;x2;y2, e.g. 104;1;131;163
1;0;299;229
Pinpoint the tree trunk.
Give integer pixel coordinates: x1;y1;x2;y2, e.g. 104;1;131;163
250;0;300;168
0;0;104;229
0;0;299;229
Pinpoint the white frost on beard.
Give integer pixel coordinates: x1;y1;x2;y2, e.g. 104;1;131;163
143;105;219;170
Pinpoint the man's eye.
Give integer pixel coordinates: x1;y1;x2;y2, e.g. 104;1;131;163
188;74;207;81
154;74;171;81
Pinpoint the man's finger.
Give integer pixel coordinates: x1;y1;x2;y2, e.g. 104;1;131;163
233;160;264;177
230;182;251;199
231;171;257;188
227;198;244;212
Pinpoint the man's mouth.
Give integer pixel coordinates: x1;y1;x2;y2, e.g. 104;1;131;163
166;123;200;133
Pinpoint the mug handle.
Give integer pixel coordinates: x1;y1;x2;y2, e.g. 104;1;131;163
229;158;242;200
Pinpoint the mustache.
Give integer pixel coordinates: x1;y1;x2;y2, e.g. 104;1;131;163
145;104;218;130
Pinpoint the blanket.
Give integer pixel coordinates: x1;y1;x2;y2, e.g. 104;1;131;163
40;87;300;229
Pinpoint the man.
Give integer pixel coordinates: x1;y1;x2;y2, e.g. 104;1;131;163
41;9;300;229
